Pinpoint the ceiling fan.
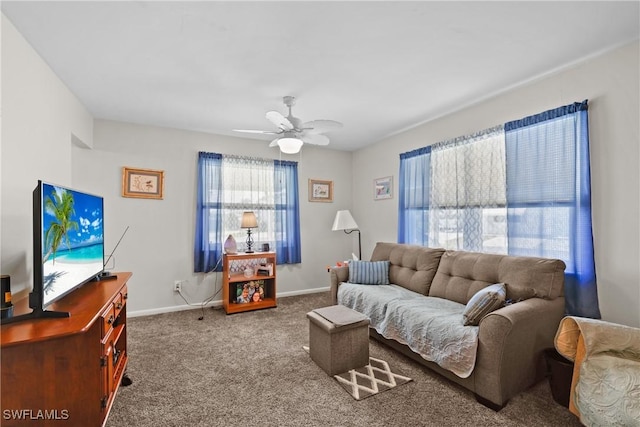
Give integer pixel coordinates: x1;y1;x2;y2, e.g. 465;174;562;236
233;96;343;153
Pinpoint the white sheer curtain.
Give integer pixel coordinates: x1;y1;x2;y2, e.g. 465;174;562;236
428;125;507;252
221;155;275;251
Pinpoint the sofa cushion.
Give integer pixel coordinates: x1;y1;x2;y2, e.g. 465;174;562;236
506;283;540;302
370;242;445;295
462;283;506;326
348;260;390;285
429;250;566;304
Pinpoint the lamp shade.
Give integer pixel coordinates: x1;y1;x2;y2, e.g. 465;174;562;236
277;137;303;154
332;210;359;231
241;211;258;228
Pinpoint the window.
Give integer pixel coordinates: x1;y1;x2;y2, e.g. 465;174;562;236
194;153;301;272
220;156;277;250
398;101;599;318
399;126;507;253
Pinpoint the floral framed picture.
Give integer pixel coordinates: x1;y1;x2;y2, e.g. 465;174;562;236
309;179;333;202
374;176;393;200
122;167;164;199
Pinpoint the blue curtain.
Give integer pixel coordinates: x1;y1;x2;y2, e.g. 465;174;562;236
398;146;432;245
274;160;302;264
194;152;223;272
505;100;600;318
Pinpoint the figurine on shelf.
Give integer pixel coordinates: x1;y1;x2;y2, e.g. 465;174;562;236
224;234;238;254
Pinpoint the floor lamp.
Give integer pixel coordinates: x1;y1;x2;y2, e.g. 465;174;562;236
332;210;361;260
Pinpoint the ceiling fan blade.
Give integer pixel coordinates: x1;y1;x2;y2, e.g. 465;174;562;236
301;120;343;134
301;133;330;146
233;129;280;135
268;138;280;148
266;111;293;131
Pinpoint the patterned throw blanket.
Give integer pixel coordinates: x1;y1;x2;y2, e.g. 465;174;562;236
337;283;479;378
555;316;640;427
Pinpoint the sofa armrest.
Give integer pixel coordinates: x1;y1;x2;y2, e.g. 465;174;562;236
473;297;565;407
329;266;349;304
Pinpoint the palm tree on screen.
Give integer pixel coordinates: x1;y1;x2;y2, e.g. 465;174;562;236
43;188;79;265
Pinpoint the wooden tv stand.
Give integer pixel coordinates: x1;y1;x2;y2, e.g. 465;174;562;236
1;272;132;426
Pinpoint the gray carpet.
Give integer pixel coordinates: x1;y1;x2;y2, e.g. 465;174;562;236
106;292;582;427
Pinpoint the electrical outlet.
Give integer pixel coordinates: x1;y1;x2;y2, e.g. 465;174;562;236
173;280;182;292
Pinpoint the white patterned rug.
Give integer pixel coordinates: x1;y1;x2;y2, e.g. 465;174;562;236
333;357;413;400
303;346;413;400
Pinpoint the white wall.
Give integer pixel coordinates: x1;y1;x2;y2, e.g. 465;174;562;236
73;120;353;315
352;41;640;328
1;14;93;297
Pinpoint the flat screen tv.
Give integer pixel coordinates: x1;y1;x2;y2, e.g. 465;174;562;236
3;181;107;323
37;180;106;308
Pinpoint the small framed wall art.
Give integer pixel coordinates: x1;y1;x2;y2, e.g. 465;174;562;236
374;176;393;200
308;179;333;202
122;167;164;199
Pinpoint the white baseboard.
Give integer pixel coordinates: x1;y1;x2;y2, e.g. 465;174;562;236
128;286;329;318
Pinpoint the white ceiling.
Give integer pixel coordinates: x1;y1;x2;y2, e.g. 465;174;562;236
2;1;639;152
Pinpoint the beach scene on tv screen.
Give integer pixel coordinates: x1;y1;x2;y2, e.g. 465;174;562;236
42;183;104;304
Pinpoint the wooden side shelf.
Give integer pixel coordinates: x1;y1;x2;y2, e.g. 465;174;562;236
0;272;132;427
222;252;276;314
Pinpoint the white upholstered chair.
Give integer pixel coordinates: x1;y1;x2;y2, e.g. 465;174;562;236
554;316;640;427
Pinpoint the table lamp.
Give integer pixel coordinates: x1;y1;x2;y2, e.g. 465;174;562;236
241;211;258;253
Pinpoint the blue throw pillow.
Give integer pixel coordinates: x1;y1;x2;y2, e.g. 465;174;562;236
348;260;390;285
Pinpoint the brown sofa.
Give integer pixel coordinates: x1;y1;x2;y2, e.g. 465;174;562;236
329;242;566;410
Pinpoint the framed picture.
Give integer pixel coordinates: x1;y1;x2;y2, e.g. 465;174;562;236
374;176;393;200
235;281;265;304
308;179;333;202
122;167;164;199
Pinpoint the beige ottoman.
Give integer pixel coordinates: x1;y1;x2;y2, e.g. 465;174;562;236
307;304;370;376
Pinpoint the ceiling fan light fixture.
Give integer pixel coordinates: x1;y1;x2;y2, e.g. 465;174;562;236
277;137;303;154
234;96;342;151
